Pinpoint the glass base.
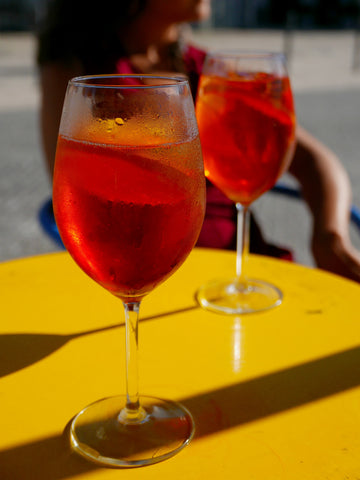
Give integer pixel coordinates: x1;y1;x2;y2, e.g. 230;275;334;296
196;277;282;315
70;395;195;468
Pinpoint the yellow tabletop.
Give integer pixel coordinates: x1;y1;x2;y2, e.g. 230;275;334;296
1;248;360;479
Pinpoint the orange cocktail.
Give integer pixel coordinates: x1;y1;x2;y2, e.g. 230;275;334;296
195;52;296;315
53;75;205;467
54;135;204;300
196;72;295;206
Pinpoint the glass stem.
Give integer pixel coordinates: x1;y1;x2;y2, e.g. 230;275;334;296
119;301;146;424
236;203;250;283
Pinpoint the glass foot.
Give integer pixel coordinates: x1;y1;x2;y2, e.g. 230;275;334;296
196;277;282;315
70;395;195;468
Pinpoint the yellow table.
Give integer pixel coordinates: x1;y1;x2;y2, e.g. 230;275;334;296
1;248;360;479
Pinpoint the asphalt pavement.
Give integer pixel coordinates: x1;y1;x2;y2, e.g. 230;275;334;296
1;29;360;266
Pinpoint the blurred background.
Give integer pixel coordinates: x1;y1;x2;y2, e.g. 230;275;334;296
1;0;360;265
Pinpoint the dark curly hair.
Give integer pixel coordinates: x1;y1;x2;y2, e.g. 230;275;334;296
36;0;147;72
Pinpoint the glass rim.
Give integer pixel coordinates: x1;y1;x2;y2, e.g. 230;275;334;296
206;50;285;60
69;74;189;89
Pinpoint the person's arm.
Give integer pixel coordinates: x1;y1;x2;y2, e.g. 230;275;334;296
289;125;360;282
39;60;83;178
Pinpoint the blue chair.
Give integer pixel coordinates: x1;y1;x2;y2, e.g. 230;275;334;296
38;198;65;249
38;186;360;249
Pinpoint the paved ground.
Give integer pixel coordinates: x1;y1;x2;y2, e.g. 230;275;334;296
1;29;360;266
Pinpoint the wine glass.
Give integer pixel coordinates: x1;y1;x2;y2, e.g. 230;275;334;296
53;75;206;467
195;51;296;314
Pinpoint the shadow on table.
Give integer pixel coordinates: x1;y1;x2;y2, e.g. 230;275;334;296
0;428;93;479
1;344;360;478
183;344;360;439
0;305;199;378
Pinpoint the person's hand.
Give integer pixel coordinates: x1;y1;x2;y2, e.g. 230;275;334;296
312;231;360;283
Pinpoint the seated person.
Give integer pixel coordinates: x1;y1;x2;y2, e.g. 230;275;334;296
36;0;360;282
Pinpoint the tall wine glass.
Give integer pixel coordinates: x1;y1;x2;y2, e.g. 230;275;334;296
195;51;296;314
53;75;206;467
